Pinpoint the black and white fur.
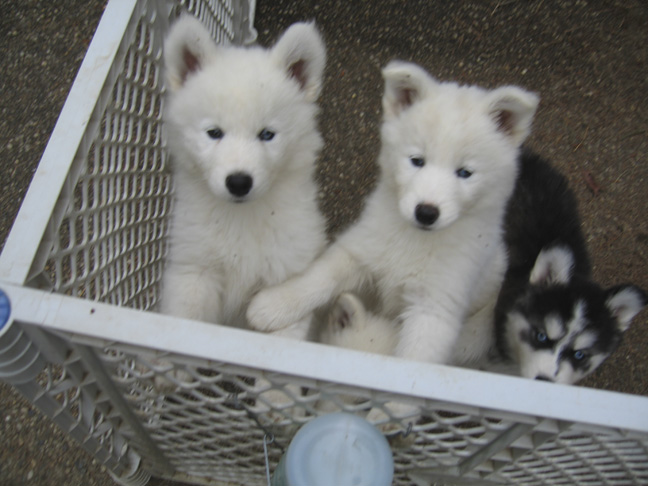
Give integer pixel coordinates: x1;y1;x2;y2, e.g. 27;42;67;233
495;150;646;384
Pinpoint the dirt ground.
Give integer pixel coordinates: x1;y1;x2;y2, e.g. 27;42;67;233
0;1;646;484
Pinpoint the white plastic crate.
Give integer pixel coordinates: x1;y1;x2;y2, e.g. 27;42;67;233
0;1;647;485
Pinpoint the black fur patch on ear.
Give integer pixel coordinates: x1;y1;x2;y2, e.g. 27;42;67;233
289;59;307;90
181;47;201;84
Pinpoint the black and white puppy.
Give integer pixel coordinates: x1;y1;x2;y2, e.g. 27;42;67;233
495;150;646;384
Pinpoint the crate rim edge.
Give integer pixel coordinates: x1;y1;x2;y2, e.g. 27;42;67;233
1;282;647;436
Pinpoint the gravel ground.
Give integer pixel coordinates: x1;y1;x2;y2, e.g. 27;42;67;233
1;0;646;484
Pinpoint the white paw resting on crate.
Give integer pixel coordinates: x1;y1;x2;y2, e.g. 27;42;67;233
247;244;366;333
265;315;314;341
246;284;312;333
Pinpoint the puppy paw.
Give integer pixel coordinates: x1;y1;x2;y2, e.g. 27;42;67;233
247;286;305;332
268;316;313;341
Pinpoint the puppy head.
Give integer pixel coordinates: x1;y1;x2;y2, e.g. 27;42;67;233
163;16;325;201
321;293;397;355
506;246;646;384
379;61;539;230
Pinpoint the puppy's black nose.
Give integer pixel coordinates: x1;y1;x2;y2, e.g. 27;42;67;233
415;204;439;226
226;173;253;197
535;375;553;382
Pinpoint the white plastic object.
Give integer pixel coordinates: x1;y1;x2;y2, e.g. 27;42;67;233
272;413;394;486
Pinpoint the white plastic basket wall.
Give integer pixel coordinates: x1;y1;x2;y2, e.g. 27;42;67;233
0;1;647;485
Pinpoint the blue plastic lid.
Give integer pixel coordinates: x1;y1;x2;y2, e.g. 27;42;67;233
0;289;10;331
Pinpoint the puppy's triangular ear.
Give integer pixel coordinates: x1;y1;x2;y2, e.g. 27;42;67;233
329;293;366;331
530;246;574;286
382;61;433;119
271;22;326;102
486;86;539;146
164;15;218;92
605;285;647;332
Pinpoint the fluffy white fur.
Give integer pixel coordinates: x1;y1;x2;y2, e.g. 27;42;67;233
321;293;398;355
248;61;539;373
160;15;327;341
315;293;398;413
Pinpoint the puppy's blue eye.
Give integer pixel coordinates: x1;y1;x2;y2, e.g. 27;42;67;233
535;331;548;343
258;129;275;141
207;128;224;140
410;156;425;167
456;168;473;178
573;350;586;360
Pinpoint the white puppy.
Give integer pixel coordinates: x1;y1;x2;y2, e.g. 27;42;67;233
248;61;538;422
160;15;327;342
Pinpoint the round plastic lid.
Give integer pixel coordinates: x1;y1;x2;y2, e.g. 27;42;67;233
283;413;393;486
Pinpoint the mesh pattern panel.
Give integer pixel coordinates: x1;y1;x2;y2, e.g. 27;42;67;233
41;0;242;310
187;0;235;42
85;340;648;485
21;337;138;478
495;433;648;485
46;6;170;310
